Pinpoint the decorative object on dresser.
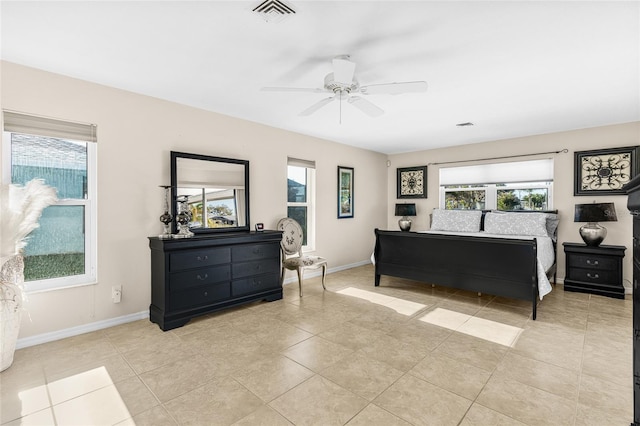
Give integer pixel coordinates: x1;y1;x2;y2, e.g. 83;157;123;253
397;165;427;199
395;203;416;231
562;242;625;299
624;175;640;426
277;218;327;297
574;146;639;196
148;231;283;331
337;166;354;219
573;202;617;246
158;185;173;239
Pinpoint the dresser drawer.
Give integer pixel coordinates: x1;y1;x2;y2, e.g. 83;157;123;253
568;253;617;271
232;259;280;279
170;247;231;272
232;243;279;262
232;274;280;297
568;267;617;285
170;282;231;311
170;265;230;292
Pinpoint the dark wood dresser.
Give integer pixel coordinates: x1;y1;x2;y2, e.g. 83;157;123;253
148;231;282;331
562;242;626;299
626;175;640;426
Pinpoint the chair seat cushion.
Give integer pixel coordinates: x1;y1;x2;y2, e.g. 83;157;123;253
283;255;327;269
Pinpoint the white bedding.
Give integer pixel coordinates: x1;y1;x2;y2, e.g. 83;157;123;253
419;230;555;299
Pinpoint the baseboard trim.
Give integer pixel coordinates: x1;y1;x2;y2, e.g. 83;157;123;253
16;311;149;350
282;259;371;285
17;260;374;349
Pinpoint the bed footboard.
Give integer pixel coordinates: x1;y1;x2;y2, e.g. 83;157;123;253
374;229;540;319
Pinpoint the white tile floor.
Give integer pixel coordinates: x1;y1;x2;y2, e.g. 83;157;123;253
1;264;634;425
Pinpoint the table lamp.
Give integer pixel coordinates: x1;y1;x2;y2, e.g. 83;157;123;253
574;202;617;246
395;203;417;232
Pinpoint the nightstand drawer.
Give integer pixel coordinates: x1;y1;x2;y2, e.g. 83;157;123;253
568;268;616;285
569;254;617;271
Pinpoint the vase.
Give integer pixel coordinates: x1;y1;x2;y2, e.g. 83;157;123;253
0;255;24;372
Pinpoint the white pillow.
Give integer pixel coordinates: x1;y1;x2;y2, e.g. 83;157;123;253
431;209;482;232
484;212;548;236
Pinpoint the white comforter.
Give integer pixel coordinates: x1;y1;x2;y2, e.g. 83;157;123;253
418;231;555;299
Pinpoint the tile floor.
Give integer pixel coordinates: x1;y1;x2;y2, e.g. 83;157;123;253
0;264;633;425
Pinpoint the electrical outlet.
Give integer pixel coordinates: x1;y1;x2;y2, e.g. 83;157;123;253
112;285;122;303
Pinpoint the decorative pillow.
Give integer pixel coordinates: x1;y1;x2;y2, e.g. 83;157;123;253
484;212;548;236
430;209;482;232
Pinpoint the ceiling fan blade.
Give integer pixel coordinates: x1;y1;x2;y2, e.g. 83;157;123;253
332;56;356;85
360;81;428;95
348;96;384;117
299;96;336;116
261;86;326;93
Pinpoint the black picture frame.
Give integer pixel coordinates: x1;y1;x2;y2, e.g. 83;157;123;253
337;166;354;219
397;166;428;199
574;146;640;195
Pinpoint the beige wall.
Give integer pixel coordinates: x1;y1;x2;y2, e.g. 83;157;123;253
1;61;388;340
387;121;640;291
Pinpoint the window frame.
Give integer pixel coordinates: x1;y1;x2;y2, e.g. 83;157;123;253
2;131;98;293
440;181;553;211
287;162;316;252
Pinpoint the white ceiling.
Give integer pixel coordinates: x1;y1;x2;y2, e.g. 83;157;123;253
1;1;639;154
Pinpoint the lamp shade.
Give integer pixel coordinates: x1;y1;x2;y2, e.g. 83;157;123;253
574;202;617;223
395;203;416;217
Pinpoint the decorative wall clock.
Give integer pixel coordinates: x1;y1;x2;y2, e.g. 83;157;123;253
397;166;427;199
574;146;639;195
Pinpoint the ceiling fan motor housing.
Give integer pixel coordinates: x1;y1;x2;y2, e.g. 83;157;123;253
324;73;358;94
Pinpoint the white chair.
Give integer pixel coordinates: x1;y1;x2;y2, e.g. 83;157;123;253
276;218;327;296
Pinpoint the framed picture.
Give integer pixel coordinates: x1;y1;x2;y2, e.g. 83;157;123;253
574;146;640;195
337;166;354;219
397;166;428;199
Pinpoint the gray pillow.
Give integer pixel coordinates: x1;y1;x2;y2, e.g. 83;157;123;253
484;212;548;236
431;209;482;232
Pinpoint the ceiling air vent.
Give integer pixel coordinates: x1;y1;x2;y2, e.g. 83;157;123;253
253;0;296;23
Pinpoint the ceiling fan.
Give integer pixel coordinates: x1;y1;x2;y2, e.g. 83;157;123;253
261;55;427;121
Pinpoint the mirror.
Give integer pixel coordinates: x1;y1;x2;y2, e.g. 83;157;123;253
170;151;250;234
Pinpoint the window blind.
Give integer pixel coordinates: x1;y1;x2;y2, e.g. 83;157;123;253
3;110;97;142
287;157;315;169
439;159;554;186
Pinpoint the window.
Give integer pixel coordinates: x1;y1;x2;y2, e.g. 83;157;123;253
287;157;316;251
439;159;553;211
3;111;97;292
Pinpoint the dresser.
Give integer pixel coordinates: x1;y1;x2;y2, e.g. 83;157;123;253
148;231;282;331
562;242;625;299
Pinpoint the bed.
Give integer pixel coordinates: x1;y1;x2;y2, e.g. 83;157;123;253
373;210;558;320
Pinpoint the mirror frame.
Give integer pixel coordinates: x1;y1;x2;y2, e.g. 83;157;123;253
170;151;250;234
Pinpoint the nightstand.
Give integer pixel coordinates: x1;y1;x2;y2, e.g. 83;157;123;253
563;242;626;299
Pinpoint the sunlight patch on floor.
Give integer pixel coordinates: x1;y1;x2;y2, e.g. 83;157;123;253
337;287;427;315
15;366;132;425
419;307;524;347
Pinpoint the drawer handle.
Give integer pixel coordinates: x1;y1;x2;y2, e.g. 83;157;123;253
196;273;209;281
253;280;261;286
204;291;208;297
586;259;599;266
196;255;209;261
252;248;262;255
586;273;600;279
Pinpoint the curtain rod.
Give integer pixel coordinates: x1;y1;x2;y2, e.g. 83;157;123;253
428;149;569;166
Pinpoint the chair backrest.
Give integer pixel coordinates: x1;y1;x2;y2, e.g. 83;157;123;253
276;218;303;256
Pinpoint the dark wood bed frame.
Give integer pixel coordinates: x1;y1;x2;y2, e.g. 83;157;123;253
374;219;557;320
